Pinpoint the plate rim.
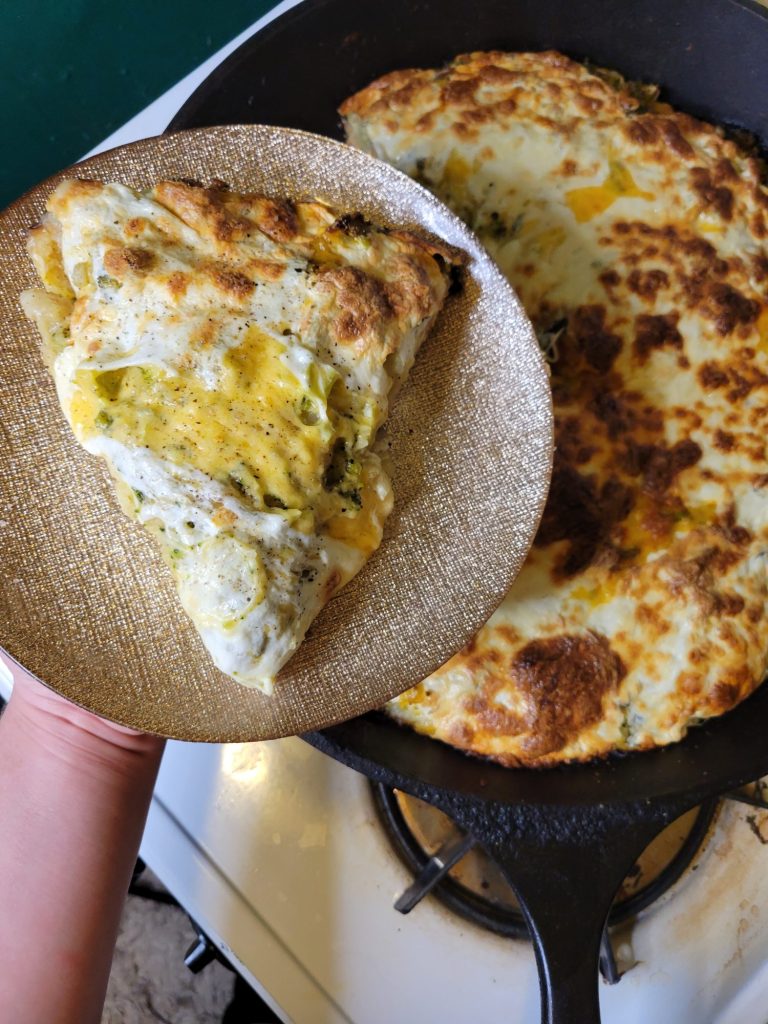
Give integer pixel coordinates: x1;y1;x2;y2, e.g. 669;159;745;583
0;123;553;740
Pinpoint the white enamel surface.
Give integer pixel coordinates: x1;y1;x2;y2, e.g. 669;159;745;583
144;736;540;1024
143;734;768;1024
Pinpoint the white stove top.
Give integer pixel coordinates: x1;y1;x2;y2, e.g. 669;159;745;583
6;4;768;1019
145;732;768;1024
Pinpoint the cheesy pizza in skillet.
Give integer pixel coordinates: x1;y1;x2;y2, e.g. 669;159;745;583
22;179;458;693
342;50;768;765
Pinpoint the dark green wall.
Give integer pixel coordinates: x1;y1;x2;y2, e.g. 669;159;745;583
2;1;276;208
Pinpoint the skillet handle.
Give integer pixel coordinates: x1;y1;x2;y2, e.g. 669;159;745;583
487;813;677;1024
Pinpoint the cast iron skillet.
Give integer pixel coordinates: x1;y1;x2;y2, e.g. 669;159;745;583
170;0;768;1020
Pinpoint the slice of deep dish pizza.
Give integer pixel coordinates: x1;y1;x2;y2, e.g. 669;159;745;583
22;178;458;693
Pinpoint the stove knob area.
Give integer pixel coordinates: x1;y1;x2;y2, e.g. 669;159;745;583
183;921;232;974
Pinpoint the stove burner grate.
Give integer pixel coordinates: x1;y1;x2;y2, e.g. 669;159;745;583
370;782;724;982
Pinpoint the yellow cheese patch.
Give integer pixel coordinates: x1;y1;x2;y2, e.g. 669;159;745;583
324;461;391;557
567;579;625;610
565;162;653;223
443;151;472;191
757;306;768;351
71;327;342;517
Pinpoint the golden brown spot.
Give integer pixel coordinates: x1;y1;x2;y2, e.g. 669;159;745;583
587;389;662;440
626;268;669;300
389;81;421;108
66;179;103;198
726;364;768;402
317;266;394;343
462;107;494;125
698;361;728;389
575;94;603;115
690;166;734;221
211;504;237;528
665;546;742;617
463;647;503;675
492;97;518;117
679;673;702;695
625;118;660;146
247;259;285;282
622;115;696;153
747;603;763;624
560;159;579;177
493;625;522;648
700;282;760;336
383;254;433;320
207;266;255;300
125;217;149;238
256;198;299;243
718;505;752;546
461;635;479;658
338;68;420;117
451;121;479;140
570;305;622;373
709;681;741;712
166;271;189;299
477;64;519;85
633;313;682;362
153;181;252;243
447;720;475;746
536;460;634;577
194;319;218;349
714;429;736;452
713;157;738;184
511;632;626;757
103;246;154;277
599;269;621;292
474;704;524;734
658;118;695;157
716;592;746;616
637;439;702;496
388;229;466;268
624;115;696;156
635;603;662;626
441;77;480;104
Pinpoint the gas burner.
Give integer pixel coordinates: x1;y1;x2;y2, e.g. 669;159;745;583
370;782;724;983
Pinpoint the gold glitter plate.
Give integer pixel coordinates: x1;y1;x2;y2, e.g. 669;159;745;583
0;126;552;741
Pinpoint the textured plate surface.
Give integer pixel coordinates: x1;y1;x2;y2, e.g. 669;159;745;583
0;125;552;741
